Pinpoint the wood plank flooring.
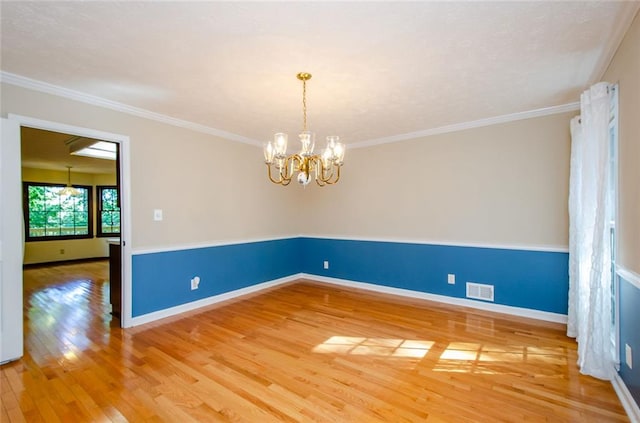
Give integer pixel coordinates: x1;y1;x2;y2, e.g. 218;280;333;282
1;261;629;422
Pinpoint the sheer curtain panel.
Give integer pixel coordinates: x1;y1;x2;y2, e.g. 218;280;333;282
567;82;614;380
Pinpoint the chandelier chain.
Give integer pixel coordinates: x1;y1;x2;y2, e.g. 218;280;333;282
302;78;307;131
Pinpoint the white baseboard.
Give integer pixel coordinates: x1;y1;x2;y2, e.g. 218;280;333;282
130;272;567;327
612;372;640;423
131;273;567;327
130;274;299;326
301;273;568;324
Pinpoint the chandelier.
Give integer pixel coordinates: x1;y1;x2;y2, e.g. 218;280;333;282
58;166;81;197
263;72;345;186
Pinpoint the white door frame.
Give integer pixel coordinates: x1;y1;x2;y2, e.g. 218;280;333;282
1;117;23;363
7;113;134;329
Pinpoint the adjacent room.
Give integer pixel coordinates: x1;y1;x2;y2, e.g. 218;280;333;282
1;2;639;422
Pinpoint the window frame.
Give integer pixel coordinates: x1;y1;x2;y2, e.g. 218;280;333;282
22;181;94;242
608;83;620;369
96;185;121;237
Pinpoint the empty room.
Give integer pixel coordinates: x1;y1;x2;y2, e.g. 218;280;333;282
1;2;639;422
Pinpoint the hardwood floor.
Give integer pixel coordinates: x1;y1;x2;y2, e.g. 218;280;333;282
1;262;629;422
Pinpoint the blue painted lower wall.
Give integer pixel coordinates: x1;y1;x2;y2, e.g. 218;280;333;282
619;276;640;407
131;238;303;317
131;237;569;317
301;238;569;314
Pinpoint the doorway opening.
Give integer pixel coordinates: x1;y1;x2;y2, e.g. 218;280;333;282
1;114;132;364
21;127;123;344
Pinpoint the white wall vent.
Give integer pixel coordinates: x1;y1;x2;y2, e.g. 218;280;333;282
466;282;494;302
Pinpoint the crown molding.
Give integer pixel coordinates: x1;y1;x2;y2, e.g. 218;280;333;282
349;102;580;149
2;70;580;150
0;71;261;147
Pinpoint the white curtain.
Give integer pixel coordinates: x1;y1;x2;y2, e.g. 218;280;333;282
567;82;613;380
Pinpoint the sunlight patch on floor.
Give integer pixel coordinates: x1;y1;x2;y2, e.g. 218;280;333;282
312;336;434;358
434;342;567;374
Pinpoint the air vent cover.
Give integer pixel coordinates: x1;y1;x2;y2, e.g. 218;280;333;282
466;282;494;302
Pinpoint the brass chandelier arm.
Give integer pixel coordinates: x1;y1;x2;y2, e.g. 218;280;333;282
315;162;332;186
266;155;307;186
319;160;335;181
266;163;292;185
267;151;342;187
315;162;341;186
290;154;303;173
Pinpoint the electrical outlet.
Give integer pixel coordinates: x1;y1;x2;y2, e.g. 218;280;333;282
191;276;200;291
323;261;329;270
447;274;455;284
626;344;633;369
153;209;163;221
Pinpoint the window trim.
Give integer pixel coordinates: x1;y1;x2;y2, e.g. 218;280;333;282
23;181;94;242
96;185;121;237
608;83;620;369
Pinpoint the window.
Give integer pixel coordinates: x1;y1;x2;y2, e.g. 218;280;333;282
23;182;93;241
97;186;120;237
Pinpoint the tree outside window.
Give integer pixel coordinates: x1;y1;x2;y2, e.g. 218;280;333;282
24;182;93;241
97;186;120;237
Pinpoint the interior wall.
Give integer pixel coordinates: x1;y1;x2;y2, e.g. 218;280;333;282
1;83;296;252
21;167;116;264
1;82;574;260
603;10;640;276
298;111;573;250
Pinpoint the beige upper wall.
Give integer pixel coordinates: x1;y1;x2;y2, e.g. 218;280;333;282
2;83;295;251
603;10;640;275
1;77;582;254
299;111;573;250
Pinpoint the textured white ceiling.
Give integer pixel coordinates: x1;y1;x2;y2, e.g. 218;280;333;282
1;2;637;147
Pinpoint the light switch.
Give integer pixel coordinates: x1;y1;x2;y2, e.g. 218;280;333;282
153;209;163;221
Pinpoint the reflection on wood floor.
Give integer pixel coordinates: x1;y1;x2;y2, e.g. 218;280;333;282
1;263;629;422
22;260;116;366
